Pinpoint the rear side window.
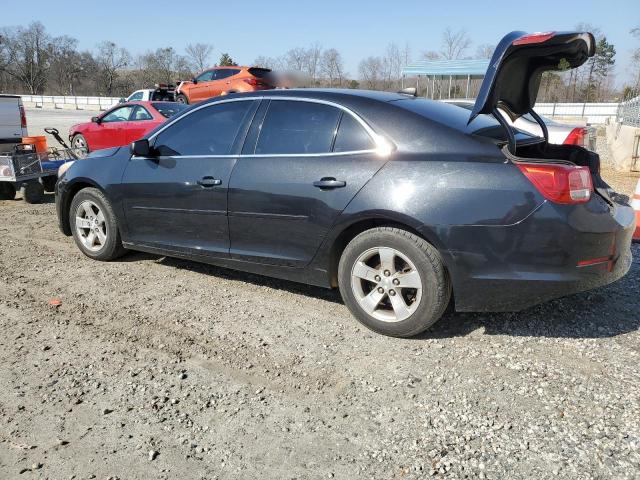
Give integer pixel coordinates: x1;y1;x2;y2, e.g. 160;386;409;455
214;69;240;80
152;102;188;118
154;101;254;156
333;114;375;152
256;100;341;154
131;106;153;121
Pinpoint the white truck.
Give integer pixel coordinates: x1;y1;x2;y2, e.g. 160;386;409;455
0;95;27;153
119;84;176;103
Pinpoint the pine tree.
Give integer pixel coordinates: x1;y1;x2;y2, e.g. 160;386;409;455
218;53;237;67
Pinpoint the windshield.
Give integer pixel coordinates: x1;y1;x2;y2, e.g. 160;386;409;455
152;102;188;118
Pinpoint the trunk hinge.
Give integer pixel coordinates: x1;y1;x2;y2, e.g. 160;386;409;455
527;108;549;143
492;107;516;154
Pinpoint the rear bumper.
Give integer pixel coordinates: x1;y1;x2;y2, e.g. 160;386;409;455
438;196;635;312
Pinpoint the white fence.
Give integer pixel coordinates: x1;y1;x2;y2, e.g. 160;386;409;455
20;94;121;111
534;102;619;125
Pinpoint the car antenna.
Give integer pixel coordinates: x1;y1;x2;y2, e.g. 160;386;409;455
398;87;418;97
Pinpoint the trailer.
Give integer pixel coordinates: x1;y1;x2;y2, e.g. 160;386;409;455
0;144;86;203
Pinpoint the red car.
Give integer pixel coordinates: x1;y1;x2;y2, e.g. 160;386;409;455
69;101;187;152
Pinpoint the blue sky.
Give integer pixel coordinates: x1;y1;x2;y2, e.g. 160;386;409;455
4;0;639;84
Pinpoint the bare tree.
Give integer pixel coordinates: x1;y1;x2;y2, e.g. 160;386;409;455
305;43;322;84
253;55;286;71
440;28;471;60
358;56;383;89
185;43;213;74
95;41;130;96
421;50;440;60
475;44;495;59
49;36;95;95
320;48;344;87
285;47;307;71
0;22;54;94
382;43;403;89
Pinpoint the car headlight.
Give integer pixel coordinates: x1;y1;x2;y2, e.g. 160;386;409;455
58;161;75;177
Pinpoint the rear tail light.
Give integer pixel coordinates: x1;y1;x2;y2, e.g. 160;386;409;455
516;162;593;204
243;78;269;88
19;105;27;129
563;127;587;147
513;32;555;45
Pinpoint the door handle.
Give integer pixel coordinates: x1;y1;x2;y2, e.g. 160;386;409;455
197;176;222;187
313;177;346;189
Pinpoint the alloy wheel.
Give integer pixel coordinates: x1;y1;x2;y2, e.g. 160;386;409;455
75;200;107;252
350;247;422;323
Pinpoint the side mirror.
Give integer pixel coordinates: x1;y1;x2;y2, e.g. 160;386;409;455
91;116;100;123
130;139;151;157
118;97;126;103
191;77;198;84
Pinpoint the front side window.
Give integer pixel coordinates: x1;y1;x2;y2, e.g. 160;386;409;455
154;101;254;156
196;70;214;82
333;114;375;152
102;106;134;123
255;100;341;155
131;106;153;121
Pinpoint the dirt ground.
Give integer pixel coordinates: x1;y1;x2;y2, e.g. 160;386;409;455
0;113;639;479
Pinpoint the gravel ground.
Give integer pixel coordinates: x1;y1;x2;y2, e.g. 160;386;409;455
0;118;638;479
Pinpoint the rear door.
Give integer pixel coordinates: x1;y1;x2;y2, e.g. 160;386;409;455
120;99;258;257
227;98;387;267
123;105;160;144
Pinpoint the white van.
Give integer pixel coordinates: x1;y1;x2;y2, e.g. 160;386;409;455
0;95;27;153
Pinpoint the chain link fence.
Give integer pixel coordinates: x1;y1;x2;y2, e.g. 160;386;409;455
617;95;640;127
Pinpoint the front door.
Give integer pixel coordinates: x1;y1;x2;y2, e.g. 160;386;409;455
189;70;215;103
90;105;134;150
120;99;258;257
228;99;387;267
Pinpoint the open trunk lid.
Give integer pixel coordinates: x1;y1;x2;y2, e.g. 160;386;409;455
469;31;595;123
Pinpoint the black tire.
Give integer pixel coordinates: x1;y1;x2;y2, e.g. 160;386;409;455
40;175;57;193
175;94;189;105
21;181;44;204
0;182;16;200
71;134;89;153
338;227;451;338
69;187;127;261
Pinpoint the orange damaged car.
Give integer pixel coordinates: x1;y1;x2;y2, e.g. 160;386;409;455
175;66;276;104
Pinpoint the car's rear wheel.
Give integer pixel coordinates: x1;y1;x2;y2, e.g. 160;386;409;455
71;134;89;153
70;187;127;261
176;94;189;104
21;181;44;204
338;227;451;337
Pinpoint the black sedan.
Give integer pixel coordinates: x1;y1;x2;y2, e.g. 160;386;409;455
56;31;634;337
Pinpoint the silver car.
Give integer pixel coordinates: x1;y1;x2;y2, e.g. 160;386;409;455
443;99;596;151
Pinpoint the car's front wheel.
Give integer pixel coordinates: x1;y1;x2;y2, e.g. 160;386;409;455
71;134;89;153
338;227;451;337
175;94;189;104
70;187;127;261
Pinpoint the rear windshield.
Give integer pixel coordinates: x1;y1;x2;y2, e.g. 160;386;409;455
393;98;536;143
152;102;188;118
248;67;272;78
